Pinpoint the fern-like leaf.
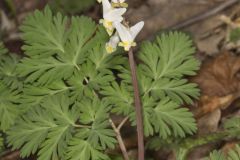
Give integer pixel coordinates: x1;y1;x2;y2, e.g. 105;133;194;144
137;32;200;105
0;133;3;153
151;99;196;138
138;32;200;80
100;82;134;116
66;98;116;160
18;7;107;86
67;138;110;160
0;43;22;89
207;150;226;160
0;82;20;131
151;78;199;104
78;98;116;149
224;117;240;137
7;94;77;159
206;145;240;160
228;145;240;160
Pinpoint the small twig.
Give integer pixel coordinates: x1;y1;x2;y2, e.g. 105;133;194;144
128;49;145;160
109;118;130;160
170;0;239;30
117;117;129;131
148;0;239;40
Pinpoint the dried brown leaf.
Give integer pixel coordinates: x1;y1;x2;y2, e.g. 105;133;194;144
193;52;240;96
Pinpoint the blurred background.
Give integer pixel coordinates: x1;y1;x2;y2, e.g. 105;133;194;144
1;0;240;159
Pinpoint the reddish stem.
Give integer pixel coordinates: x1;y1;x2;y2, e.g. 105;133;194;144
128;49;145;160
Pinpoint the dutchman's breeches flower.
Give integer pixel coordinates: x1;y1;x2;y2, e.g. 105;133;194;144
114;21;144;51
106;33;120;53
100;0;126;36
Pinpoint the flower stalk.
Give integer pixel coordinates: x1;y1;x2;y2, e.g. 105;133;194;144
128;48;145;160
98;0;145;159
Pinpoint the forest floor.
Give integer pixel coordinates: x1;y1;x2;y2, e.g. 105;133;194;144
1;0;240;159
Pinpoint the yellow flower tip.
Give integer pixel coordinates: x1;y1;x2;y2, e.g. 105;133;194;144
119;41;137;51
111;2;128;8
106;29;114;36
101;19;114;35
106;44;115;54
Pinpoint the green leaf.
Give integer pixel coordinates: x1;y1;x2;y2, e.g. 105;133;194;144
0;82;20;131
7;107;56;157
67;138;109;160
228;145;240;160
100;82;134;116
0;133;3;153
20;81;70;107
138;32;200;80
205;145;240;160
207;150;226;160
38;125;72;160
151;99;196;139
224;117;240;137
18;57;75;85
151;78;200;104
138;32;200;105
18;7;107;85
230;28;240;42
78;98;116;149
21;7;66;58
7;94;77;159
66;97;116;160
0;42;22;89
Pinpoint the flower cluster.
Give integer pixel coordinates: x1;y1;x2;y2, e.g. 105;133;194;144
98;0;144;53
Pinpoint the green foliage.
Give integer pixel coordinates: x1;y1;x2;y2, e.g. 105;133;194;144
101;82;134;116
0;6;201;160
7;94;116;160
135;32;199;138
4;7;120;160
7;94;77;159
138;32;200;104
0;133;3;153
150;99;196;138
49;0;96;14
207;150;226;160
224;117;240;137
0;44;21;131
0;82;20;131
230;28;240;42
0;43;22;89
18;7;108;86
228;145;240;160
206;145;240;160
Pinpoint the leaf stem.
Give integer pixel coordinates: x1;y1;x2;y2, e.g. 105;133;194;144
109;118;130;160
117;117;129;131
128;49;145;160
73;124;91;128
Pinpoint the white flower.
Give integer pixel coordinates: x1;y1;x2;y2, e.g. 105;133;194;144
105;33;120;53
114;21;144;51
97;0;102;3
99;0;126;36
